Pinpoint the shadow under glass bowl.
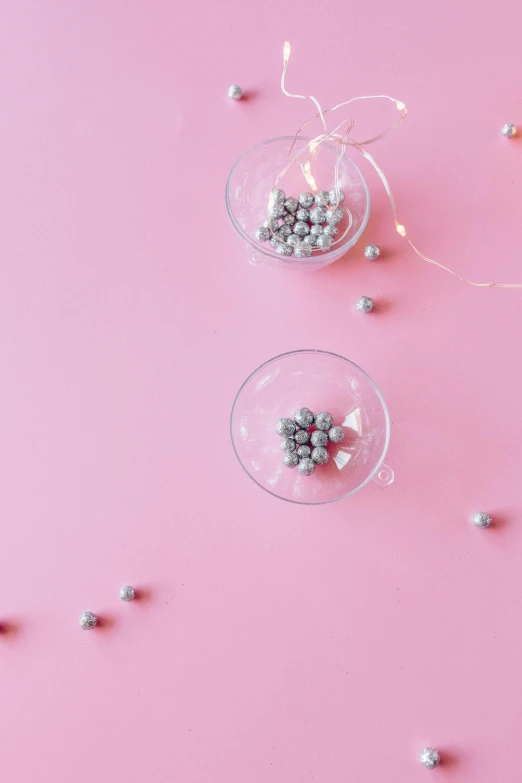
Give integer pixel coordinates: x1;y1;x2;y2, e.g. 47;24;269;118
230;350;392;505
225;136;370;270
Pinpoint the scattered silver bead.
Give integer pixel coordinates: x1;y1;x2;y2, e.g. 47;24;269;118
296;208;310;222
328;426;345;443
271;188;286;203
280;438;296;452
310;224;324;236
323;224;338;237
79;611;98;630
283;452;299;468
268;204;285;220
295;408;314;428
254;226;271;242
276;418;296;437
296;445;311;458
328;188;345;204
293;221;310;237
287;234;301;247
311;446;329;464
283;213;296;225
356;295;374;313
294;428;310;445
298;192;315;209
314;412;333;431
275;242;293;256
364;244;381;260
278;225;293;238
284;197;299;213
501;123;517;138
309;206;326;224
227;84;242;100
472;511;492;528
314;190;330;205
316;234;333;252
120;585;136;602
310;430;329;448
298;457;316;476
419;748;440;769
325;207;344;225
303;234;317;247
294;242;312;258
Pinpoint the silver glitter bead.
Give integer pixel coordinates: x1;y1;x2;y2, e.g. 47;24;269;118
79;611;98;630
280;438;296;452
227;84;242;100
263;218;280;233
303;235;317;247
298;192;314;209
120;585;136;602
501;123;517;138
271;188;286;203
283;452;299;468
296;208;310;222
356;295;374;313
283;213;296;226
310;224;324;236
275;242;293;256
311;446;329;464
268;204;285;220
294;242;312;258
276;418;296;437
328;426;345;443
294;428;310;445
323;224;338;237
472;511;492;528
325;207;344;225
254;226;271;242
287;234;301;247
295;407;314;428
314;190;330;205
328;188;345;205
314;411;333;431
309;206;326;224
316;234;333;252
298;457;316;476
364;244;381;260
419;748;440;769
293;221;310;237
278;225;293;238
284;197;299;213
310;430;329;448
296;445;311;458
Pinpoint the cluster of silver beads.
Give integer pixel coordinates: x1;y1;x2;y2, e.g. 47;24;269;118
277;408;345;476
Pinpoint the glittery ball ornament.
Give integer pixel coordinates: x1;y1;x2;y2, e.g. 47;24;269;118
356;296;374;313
294;242;312;258
283;452;299;468
295;407;314;428
293;221;310;237
227;84;242;100
254;226;271;242
328;426;345;443
311;446;329;464
314;412;333;431
309;206;327;224
323;224;338;237
296;208;310;222
298;457;316;476
419;748;440;769
364;244;381;260
472;511;492;528
329;188;345;204
316;234;333;252
298;192;315;209
310;430;329;448
501;123;517;138
120;585;136;602
325;207;343;225
303;235;317;247
284;197;299;213
268;204;285;220
310;224;324;237
294;429;310;445
287;234;300;247
282;213;296;226
275;242;293;256
271;188;286;203
278;225;293;238
314;190;331;205
79;611;98;630
280;438;296;452
276;418;296;437
296;445;312;458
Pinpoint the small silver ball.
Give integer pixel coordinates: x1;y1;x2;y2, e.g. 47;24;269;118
298;192;315;209
310;430;329;448
314;412;333;431
325;207;344;225
280;438;296;452
314;190;330;205
227;84;242;100
295;407;314;428
254;226;271;242
120;585;136;602
275;242;293;256
316;234;333;252
79;611;98;630
284;197;299;213
283;452;299;468
287;234;301;247
293;221;310;237
323;224;338;237
501;123;517;138
271;188;286;203
278;225;293;239
311;446;329;464
419;748;440;769
298;457;316;476
472;511;492;528
356;296;374;313
276;418;296;437
268;204;285;220
328;426;345;443
294;428;310;445
295;208;310;222
296;445;311;458
310;224;324;236
328;188;345;205
364;244;381;260
283;213;296;226
303;234;317;247
294;242;312;258
263;218;279;233
309;206;326;224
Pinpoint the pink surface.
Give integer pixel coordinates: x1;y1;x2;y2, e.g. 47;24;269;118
0;1;521;781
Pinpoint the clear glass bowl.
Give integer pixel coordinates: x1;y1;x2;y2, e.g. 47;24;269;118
225;136;370;270
230;350;393;505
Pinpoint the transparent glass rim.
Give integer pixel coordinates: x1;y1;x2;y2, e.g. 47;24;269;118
230;349;391;505
225;136;371;265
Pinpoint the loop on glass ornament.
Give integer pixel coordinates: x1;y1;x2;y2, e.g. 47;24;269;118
372;463;394;487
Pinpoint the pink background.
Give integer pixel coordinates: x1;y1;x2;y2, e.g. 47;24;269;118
1;1;521;781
